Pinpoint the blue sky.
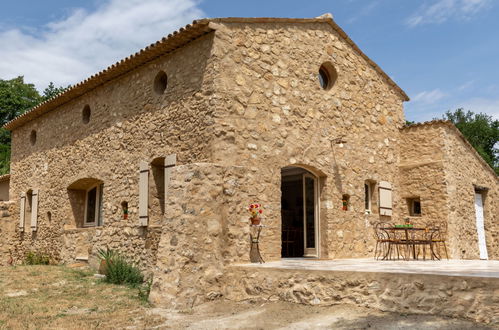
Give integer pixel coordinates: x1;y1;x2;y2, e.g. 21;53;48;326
0;0;498;122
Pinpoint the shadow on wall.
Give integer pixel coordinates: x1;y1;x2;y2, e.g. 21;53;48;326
150;157;165;224
67;178;104;228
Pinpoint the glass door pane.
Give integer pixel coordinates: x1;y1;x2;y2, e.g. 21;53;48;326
303;174;318;257
86;187;97;225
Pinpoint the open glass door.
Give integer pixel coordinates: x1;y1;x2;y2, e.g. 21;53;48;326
474;193;488;260
303;174;319;257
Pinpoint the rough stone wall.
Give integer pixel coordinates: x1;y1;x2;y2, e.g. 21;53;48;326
225;266;499;325
0;179;9;201
4;32;218;269
150;163;256;308
441;125;499;259
397;126;450;228
208;21;407;260
399;123;499;260
0;201;15;265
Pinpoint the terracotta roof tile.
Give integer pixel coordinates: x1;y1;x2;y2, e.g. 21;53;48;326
4;16;409;130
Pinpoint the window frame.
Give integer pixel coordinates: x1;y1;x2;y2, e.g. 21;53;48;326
364;181;377;214
83;184;103;227
410;198;422;216
364;183;371;212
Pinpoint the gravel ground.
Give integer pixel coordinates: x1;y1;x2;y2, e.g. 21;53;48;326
148;299;497;330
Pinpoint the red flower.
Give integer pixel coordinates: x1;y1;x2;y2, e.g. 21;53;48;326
259;209;263;214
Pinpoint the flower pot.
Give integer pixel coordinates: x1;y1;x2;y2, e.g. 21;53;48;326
98;259;108;275
250;217;261;225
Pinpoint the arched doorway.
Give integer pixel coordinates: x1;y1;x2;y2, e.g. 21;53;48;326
281;166;320;258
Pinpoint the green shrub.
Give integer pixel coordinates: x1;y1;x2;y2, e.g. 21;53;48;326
24;251;50;265
97;247;116;262
105;255;144;287
138;278;153;303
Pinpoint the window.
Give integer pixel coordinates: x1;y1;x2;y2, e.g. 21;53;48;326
318;62;338;90
153;71;168;95
25;190;33;230
341;194;350;211
407;198;421;216
84;185;103;227
30;130;37;145
150;157;165;218
121;201;128;220
82;105;91;124
68;178;104;228
364;181;375;213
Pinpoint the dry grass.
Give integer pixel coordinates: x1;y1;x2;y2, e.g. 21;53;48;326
0;265;165;329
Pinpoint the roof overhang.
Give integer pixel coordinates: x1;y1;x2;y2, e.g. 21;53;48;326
4;15;409;131
4;20;214;130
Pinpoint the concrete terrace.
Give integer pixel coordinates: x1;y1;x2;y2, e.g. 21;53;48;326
239;258;499;278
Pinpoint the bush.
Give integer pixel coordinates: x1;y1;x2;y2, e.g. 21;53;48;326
24;251;50;265
104;254;144;287
138;278;153;303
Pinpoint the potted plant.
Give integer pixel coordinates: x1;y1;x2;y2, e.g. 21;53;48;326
342;199;348;211
248;203;263;225
97;247;116;275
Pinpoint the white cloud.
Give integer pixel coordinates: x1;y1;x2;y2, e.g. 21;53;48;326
458;97;499;119
0;0;204;90
412;89;447;104
457;79;475;91
406;0;491;27
347;2;379;24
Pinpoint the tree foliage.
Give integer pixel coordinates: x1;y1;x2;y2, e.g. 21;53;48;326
443;109;499;175
0;77;67;174
42;82;68;101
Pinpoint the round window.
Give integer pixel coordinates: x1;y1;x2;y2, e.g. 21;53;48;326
318;62;338;90
30;130;37;145
153;71;168;95
82;105;91;124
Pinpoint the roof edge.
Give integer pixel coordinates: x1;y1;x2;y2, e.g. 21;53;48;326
4;20;213;131
402;120;498;179
4;15;409;130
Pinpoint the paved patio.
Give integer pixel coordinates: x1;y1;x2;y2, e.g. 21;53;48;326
240;258;499;278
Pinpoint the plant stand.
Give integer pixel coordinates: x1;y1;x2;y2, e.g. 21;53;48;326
249;225;265;263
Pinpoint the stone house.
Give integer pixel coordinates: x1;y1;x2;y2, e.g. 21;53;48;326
0;15;497;307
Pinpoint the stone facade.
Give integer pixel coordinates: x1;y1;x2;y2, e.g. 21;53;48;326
1;30;218;268
0;16;497;309
0;174;9;201
225;265;499;325
399;122;498;260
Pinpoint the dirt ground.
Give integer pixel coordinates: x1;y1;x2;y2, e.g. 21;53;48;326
0;265;495;329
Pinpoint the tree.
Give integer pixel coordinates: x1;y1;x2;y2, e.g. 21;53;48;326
42;82;68;101
0;77;41;174
0;77;41;126
443;109;499;175
0;77;67;174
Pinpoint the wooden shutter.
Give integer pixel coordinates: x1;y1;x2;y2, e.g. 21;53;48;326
30;189;39;231
164;154;176;211
98;184;104;226
378;181;392;216
19;192;26;232
139;160;149;226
